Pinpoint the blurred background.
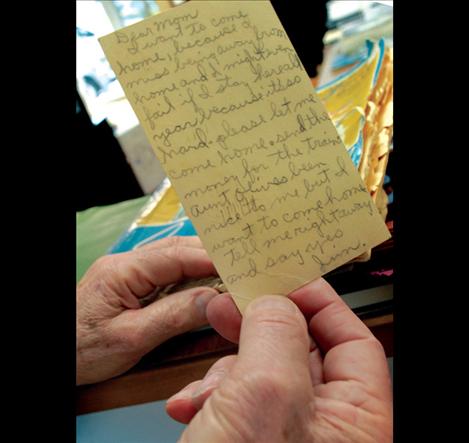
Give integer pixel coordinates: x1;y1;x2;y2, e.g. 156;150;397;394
76;1;184;211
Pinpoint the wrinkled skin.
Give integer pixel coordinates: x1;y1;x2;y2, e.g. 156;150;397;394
167;279;393;443
76;235;392;442
76;236;219;385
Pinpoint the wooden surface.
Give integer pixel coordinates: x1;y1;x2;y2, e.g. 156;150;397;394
77;313;393;415
76;354;224;415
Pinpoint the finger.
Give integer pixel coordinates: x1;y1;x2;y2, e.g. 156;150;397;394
206;293;242;343
166;355;237;424
234;296;313;395
165;381;201;424
289;278;390;393
114;286;219;353
190;355;237;410
138;236;205;251
207;292;324;381
288;277;341;323
207;294;324;385
288;278;373;350
116;245;218;297
309;335;324;386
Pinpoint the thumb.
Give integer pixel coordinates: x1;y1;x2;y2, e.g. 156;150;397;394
235;295;312;385
118;286;219;354
179;296;315;443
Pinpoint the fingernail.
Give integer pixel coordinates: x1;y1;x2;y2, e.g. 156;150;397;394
195;290;218;316
167;384;194;402
248;295;297;313
193;371;224;398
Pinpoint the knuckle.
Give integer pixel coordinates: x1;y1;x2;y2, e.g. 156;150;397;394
139;236;182;251
93;255;113;269
162;301;187;331
213;355;237;369
204;355;237;377
254;310;306;337
368;336;386;356
161;236;184;249
92;255;120;279
168;244;185;262
80;256;123;302
91;256;124;297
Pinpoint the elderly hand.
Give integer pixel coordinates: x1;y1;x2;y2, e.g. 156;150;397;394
76;236;219;385
166;278;392;443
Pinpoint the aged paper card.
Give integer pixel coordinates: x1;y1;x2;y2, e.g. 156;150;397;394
100;0;390;312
